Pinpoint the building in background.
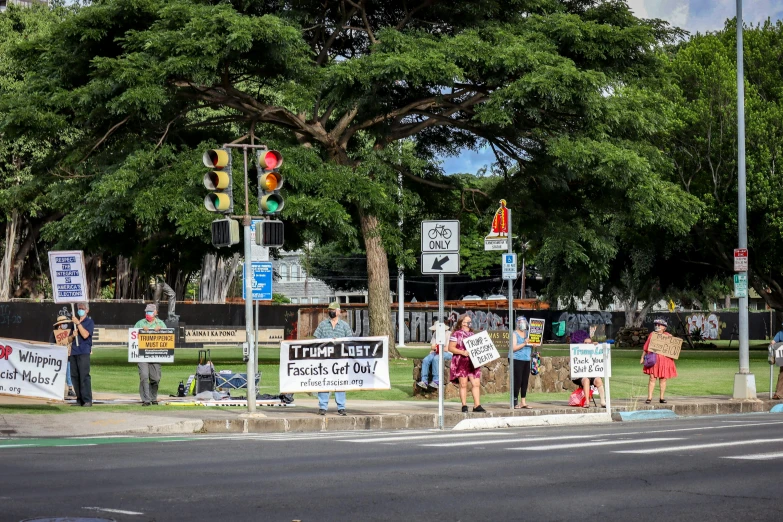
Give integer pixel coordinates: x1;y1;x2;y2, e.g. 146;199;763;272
0;0;50;12
271;250;367;305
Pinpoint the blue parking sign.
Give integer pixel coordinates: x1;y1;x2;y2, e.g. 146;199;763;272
242;261;273;300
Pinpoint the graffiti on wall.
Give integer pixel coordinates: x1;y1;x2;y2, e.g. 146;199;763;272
0;305;22;326
685;313;722;340
556;311;612;337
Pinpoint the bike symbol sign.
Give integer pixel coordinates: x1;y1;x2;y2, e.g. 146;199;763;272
421;221;460;253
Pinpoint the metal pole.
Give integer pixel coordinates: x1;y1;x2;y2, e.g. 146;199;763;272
398;171;405;347
242;146;257;412
603;343;611;412
770;364;774;400
733;0;756;399
438;273;444;429
255;299;259;377
520;252;526;300
508;208;514;411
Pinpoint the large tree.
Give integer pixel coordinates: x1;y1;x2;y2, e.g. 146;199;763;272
4;0;682;339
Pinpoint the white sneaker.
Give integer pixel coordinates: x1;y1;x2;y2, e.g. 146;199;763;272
431;381;440;389
417;381;429;389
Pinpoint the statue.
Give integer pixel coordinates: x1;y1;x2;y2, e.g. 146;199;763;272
487;199;509;238
153;276;179;321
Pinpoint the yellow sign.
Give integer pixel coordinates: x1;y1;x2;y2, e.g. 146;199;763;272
138;333;175;349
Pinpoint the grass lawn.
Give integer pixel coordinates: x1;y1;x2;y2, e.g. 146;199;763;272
79;343;779;403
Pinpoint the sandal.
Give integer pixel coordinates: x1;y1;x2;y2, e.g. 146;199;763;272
659;399;667;404
773;395;782;400
645;399;652;404
514;404;523;409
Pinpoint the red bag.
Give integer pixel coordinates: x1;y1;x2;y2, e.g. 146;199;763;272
568;387;593;406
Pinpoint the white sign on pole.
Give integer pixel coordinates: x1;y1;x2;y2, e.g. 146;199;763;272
421;253;460;274
421;221;460;253
502;253;517;280
484;238;508;251
435;322;447;347
462;331;501;367
47;250;88;304
734;248;748;272
734;273;748;298
570;343;612;379
0;338;68;400
128;328;176;363
279;337;390;393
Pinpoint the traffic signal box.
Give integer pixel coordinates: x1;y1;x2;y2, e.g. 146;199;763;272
211;218;240;248
203;148;233;213
257;149;284;215
255;220;285;248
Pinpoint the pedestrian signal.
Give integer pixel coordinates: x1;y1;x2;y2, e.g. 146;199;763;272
255;220;284;248
203;148;233;213
210;218;240;248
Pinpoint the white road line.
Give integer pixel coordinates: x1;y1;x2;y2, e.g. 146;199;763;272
616;438;783;454
0;445;36;449
83;507;145;515
510;437;684;451
422;434;616;448
339;431;529;443
722;451;783;460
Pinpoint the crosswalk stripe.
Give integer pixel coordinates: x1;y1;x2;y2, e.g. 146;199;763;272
615;438;783;454
722;451;783;460
509;437;683;451
422;434;616;448
339;431;526;443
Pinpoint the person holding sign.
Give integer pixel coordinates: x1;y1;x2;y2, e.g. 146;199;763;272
512;316;533;409
641;319;677;404
571;338;606;408
134;304;167;406
70;302;94;407
313;302;353;416
448;314;486;413
770;322;783;400
49;315;76;398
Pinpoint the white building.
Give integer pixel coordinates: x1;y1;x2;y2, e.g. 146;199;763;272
272;250;367;305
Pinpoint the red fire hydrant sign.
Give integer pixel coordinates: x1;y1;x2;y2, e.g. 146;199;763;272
734;248;748;272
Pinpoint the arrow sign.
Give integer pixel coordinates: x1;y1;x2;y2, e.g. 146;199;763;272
432;256;450;270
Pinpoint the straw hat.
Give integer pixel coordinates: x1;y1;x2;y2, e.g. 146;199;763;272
53;315;70;326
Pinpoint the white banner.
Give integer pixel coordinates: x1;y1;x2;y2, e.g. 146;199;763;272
570;343;612;379
47;250;88;304
0;338;68;400
279;336;390;393
128;328;175;363
463;330;501;367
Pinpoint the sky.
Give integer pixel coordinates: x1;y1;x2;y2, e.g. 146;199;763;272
442;0;783;175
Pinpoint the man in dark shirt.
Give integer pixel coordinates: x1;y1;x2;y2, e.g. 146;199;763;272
70;302;95;407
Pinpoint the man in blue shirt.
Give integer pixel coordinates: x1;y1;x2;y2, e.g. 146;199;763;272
313;301;353;416
771;322;783;399
70;302;95;407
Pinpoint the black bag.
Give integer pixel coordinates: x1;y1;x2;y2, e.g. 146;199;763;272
177;381;186;397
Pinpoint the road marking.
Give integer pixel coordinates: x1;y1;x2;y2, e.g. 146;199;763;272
84;506;144;515
0;444;36;449
722;451;783;460
422;434;614;447
616;438;783;454
510;437;684;451
339;431;525;443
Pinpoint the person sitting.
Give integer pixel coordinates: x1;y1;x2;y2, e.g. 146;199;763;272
571;337;606;408
418;321;452;389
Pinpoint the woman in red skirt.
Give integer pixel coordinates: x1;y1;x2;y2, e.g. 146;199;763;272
448;314;486;413
641;318;678;404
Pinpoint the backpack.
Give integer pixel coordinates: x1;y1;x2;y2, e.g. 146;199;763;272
530;351;542;375
177;381;186;397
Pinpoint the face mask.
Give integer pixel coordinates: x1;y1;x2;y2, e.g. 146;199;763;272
77;310;86;317
328;310;337;319
60;324;70;330
146;313;154;320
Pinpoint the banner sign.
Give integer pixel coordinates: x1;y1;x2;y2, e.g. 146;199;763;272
647;333;684;360
463;330;501;367
279;336;390;393
528;318;546;347
570;343;612;379
128;328;175;363
47;250;88;304
0;338;67;400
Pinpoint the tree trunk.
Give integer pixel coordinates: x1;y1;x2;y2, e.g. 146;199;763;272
0;210;22;300
115;256;144;299
84;254;103;299
199;253;240;303
621;294;638;328
358;209;400;358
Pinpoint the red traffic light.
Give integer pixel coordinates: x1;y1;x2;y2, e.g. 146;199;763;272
258;149;283;170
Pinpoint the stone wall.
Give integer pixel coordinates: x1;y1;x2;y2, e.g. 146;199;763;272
412;356;578;399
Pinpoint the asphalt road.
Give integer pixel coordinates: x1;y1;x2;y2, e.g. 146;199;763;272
4;413;783;522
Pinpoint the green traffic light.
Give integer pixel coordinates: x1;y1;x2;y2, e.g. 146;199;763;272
266;200;279;212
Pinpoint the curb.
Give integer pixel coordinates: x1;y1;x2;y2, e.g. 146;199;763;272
123;419;204;435
614;410;678;422
453;412;613;431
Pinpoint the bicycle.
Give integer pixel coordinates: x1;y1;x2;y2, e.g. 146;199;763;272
428;224;452;240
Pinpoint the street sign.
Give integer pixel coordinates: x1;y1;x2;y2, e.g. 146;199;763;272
421;220;460;253
484;238;508;251
421;253;460;274
242;261;273;300
502;253;517;280
47;250;88;303
734;248;748;272
734;273;748;298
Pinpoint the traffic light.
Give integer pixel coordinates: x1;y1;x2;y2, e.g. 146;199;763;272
203;148;233;213
257;149;284;215
255;219;285;248
211;218;240;248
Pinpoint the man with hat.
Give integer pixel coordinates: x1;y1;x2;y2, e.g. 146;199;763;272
49;314;76;397
134;303;167;406
313;301;353;416
418;320;451;389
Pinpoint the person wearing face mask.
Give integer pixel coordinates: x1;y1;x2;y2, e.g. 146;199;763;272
49;315;76;397
70;302;95;407
448;314;486;413
313;301;353;416
134;304;168;406
641;318;677;404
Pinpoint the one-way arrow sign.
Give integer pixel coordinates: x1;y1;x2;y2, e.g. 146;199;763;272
421;253;460;274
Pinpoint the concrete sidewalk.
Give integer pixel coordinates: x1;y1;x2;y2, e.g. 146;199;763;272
1;392;781;437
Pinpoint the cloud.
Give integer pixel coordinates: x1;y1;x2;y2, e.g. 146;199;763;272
442;147;494;175
627;0;783;34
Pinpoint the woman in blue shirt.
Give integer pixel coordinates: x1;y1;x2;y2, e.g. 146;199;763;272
512;316;533;409
771;323;783;399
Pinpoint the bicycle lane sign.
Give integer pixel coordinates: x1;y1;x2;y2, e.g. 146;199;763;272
421;221;460;253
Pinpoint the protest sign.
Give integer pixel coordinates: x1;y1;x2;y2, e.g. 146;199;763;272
47;250;88;304
128;329;175;363
279;336;390;393
528;318;546;347
570;344;612;379
0;338;68;400
463;330;501;367
52;329;72;347
647;333;684;360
